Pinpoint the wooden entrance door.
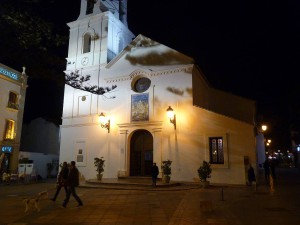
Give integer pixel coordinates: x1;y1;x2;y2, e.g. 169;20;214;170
130;130;153;176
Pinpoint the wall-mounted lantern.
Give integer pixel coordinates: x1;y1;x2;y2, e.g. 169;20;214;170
166;106;176;130
99;112;110;133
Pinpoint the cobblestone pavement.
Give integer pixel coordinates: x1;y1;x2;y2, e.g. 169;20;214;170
0;168;299;225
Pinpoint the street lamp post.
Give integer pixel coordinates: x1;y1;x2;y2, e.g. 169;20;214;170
256;125;267;169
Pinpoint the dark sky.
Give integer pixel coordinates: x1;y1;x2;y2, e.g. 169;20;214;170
127;1;296;100
129;1;300;150
15;0;300;149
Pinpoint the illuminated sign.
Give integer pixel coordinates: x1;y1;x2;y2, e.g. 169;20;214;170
1;146;13;153
0;67;19;80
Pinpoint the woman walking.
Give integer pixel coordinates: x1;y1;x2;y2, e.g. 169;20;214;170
50;161;69;201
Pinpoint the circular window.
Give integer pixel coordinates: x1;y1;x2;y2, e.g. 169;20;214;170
134;77;151;93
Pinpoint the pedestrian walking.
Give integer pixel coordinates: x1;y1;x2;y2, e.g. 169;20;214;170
247;164;256;190
62;161;83;208
151;162;159;187
50;161;69;202
263;159;270;185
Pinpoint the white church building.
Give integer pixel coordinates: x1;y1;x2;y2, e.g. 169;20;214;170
59;0;257;185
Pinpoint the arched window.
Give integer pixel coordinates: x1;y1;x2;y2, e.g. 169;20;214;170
83;33;92;53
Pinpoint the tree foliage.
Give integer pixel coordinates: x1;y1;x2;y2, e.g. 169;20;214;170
65;70;117;98
0;0;68;83
0;0;116;124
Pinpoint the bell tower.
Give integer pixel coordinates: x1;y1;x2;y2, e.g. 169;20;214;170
65;0;134;71
78;0;128;27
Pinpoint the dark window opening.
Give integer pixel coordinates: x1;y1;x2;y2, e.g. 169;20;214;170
209;137;224;164
86;0;94;15
7;91;18;110
83;33;92;53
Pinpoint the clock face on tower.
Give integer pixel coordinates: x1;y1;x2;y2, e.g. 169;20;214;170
81;57;89;66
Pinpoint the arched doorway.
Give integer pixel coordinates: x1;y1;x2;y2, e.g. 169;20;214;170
130;129;153;176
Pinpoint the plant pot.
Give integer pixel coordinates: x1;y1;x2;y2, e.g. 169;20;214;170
162;175;171;184
201;180;210;188
97;174;103;181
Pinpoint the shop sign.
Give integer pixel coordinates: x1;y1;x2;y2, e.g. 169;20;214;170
0;67;19;80
1;146;13;153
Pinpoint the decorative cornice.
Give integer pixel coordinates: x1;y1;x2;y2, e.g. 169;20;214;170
105;65;193;84
118;121;163;129
60;122;99;128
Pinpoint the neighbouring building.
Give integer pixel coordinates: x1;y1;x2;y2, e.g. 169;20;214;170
18;151;59;179
20;117;60;178
0;63;27;174
59;0;257;185
21;117;60;155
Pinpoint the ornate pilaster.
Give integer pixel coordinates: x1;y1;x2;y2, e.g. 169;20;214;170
118;129;128;177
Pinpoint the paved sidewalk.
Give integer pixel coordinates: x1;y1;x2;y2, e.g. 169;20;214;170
0;168;299;225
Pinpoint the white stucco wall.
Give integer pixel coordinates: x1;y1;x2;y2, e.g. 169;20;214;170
60;2;256;185
60;58;256;185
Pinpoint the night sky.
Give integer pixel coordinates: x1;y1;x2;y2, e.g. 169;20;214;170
5;0;300;150
127;1;298;104
128;1;300;150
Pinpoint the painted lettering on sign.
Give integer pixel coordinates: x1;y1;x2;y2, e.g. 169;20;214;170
0;67;19;80
1;146;13;153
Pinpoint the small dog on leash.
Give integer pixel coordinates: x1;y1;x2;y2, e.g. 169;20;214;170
23;190;49;213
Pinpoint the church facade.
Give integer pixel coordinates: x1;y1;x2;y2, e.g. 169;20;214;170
59;0;257;185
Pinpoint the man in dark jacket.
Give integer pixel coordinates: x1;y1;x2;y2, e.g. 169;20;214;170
151;162;159;187
263;159;270;185
247;164;256;186
62;161;83;208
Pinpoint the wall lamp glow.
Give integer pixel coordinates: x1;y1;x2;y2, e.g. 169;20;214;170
99;112;110;133
166;106;176;130
261;125;267;132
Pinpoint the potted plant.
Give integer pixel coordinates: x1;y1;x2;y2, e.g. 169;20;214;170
197;161;212;188
161;160;172;183
94;157;105;181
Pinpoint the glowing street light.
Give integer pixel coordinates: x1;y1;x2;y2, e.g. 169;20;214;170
261;125;267;132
